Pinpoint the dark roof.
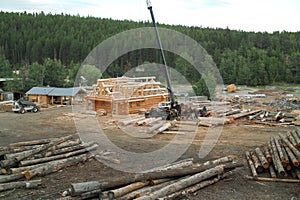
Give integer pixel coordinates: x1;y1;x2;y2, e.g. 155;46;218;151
25;87;55;95
26;87;86;97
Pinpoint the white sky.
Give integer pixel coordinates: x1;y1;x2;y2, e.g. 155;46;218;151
0;0;299;32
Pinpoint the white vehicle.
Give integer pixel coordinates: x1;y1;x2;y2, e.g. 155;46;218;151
12;100;39;114
157;101;171;109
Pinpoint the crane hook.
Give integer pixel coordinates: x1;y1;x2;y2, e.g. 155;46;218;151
146;0;152;9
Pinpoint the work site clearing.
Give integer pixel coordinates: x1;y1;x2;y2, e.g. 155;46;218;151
0;86;300;200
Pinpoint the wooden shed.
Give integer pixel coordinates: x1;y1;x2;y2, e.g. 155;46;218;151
26;87;87;105
26;87;55;105
48;87;87;105
86;76;168;115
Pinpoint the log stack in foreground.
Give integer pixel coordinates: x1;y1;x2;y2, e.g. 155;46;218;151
61;155;242;199
245;128;300;182
0;135;96;192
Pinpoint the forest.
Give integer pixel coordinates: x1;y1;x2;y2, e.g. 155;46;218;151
0;11;299;94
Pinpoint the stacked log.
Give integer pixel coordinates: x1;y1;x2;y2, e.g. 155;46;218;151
0;179;42;192
250;150;264;173
116;103;299;132
136;118;162;126
245;151;257;177
228;109;262;120
198;117;230;127
0;135;95;191
291;130;300;148
254;147;269;169
245;129;300;182
223;108;298;127
62;156;242;199
118;116;146;126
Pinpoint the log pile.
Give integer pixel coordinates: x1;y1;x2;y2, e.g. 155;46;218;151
60;155;243;199
116;99;299;131
245;128;300;182
0;135;95;192
219;108;298;127
189;99;299;127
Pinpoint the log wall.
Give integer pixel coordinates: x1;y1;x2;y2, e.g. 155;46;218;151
86;77;169;115
89;95;167;115
28;95;50;105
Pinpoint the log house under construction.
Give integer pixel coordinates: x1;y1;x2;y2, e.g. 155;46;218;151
86;76;168;115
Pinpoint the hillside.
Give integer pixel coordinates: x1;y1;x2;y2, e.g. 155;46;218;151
0;12;299;92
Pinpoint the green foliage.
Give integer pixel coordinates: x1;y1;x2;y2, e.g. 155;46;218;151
77;64;102;86
175;52;200;84
28;62;45;86
67;62;81;86
43;58;66;87
0;11;299;94
192;73;217;100
0;53;11;77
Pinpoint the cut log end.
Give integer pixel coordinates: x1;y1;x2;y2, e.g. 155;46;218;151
293;162;300;167
24;171;32;180
262;163;270;170
108;191;115;199
1;168;7;174
266;157;272;163
256;166;264;173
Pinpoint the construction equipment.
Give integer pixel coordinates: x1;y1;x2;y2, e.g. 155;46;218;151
12;97;39;114
146;0;181;120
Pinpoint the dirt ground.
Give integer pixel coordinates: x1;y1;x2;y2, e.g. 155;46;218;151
0;96;300;199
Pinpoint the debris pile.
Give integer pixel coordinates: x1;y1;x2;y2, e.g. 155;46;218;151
181;100;299;127
248;89;293;96
245;128;300;182
61;156;242;200
232;110;299;127
268;98;300;110
0;135;95;192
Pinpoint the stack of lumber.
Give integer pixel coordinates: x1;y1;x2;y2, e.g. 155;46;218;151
60;155;243;199
0;135;96;192
245;128;300;182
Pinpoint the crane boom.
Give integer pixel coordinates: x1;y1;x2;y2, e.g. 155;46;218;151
146;0;175;103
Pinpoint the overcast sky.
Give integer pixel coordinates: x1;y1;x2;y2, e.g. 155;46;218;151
1;0;299;33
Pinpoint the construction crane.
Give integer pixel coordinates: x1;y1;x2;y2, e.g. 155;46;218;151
146;0;174;103
146;0;181;120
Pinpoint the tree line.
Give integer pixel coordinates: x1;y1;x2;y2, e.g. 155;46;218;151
0;11;299;94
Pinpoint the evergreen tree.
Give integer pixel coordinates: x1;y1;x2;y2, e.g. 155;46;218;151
0;53;11;77
0;11;299;93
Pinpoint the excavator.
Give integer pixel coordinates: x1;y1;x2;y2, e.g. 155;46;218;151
146;0;181;120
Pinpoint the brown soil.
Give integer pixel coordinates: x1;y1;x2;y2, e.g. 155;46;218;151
0;105;299;200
